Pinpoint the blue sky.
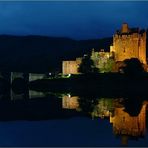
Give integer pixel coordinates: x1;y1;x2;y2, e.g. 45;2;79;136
0;1;148;39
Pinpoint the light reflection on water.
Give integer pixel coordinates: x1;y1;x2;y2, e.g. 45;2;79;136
0;90;148;147
60;93;148;146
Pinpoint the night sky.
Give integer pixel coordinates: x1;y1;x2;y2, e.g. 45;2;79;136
0;1;148;39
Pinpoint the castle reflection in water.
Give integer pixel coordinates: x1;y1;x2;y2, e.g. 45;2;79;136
0;90;147;146
62;93;148;146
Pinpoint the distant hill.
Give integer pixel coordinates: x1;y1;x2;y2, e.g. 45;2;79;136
0;35;112;73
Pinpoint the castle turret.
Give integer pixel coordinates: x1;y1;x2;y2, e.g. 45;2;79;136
121;23;129;33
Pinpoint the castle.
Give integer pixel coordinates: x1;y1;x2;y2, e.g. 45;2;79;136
111;23;146;64
62;23;147;74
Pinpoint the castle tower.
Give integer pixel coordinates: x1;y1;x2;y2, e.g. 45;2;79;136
121;23;129;33
110;23;146;64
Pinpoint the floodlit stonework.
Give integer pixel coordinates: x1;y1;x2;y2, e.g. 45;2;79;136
62;57;82;75
62;61;78;75
62;23;147;74
91;48;114;72
111;23;146;64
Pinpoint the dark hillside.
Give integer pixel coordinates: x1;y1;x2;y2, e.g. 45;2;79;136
0;35;112;72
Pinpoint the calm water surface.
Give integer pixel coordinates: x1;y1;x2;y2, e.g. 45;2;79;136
0;90;147;147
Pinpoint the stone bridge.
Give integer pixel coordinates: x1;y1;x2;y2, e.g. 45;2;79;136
0;72;46;84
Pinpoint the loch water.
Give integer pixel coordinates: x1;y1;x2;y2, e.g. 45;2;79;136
0;89;147;147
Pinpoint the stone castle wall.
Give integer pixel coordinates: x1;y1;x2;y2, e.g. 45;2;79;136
111;23;146;64
62;58;82;75
62;61;78;75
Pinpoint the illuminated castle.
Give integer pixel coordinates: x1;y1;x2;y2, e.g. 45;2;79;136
90;49;114;73
110;23;146;64
62;57;82;75
62;23;147;74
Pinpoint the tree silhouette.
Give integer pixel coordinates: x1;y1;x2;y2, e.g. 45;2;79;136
121;58;145;77
78;55;99;74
